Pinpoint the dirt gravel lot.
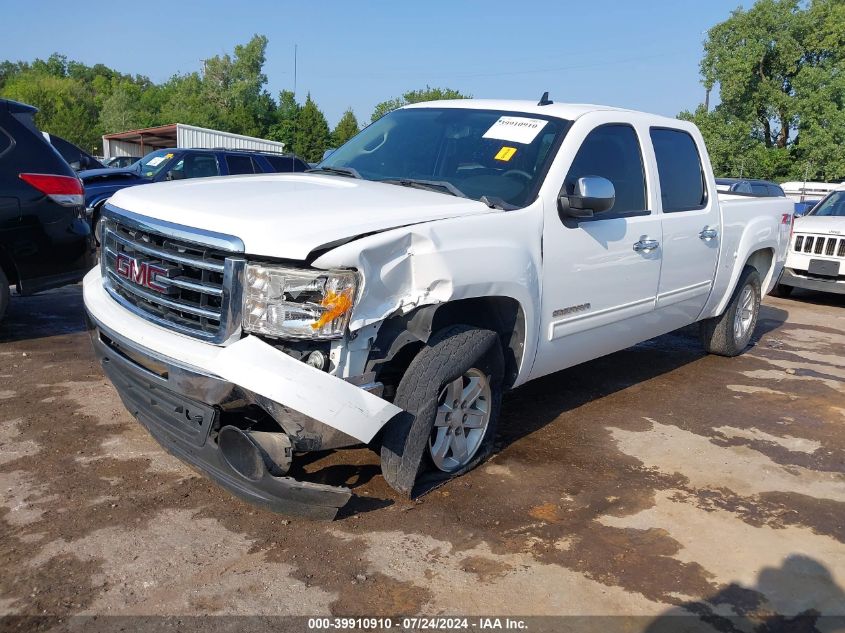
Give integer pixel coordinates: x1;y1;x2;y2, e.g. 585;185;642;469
0;285;843;631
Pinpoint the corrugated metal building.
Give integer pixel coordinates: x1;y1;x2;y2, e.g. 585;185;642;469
102;123;285;158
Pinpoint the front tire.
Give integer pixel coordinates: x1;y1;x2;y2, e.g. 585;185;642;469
700;266;761;357
380;325;504;497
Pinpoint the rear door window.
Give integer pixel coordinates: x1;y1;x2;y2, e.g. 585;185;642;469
750;183;768;196
225;154;257;175
650;128;707;212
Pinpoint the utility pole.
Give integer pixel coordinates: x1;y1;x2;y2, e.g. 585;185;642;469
293;44;298;154
801;162;812;203
704;87;710;112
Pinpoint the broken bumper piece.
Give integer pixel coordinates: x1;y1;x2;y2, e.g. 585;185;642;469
82;269;402;520
88;319;349;519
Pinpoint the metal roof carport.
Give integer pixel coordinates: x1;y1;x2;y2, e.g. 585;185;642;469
101;123;285;158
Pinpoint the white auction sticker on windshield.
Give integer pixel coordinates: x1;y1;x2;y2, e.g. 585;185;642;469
146;156;166;167
483;116;548;144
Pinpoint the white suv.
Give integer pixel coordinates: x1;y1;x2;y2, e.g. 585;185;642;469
775;186;845;297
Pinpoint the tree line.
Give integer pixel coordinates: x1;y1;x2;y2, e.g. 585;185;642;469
0;34;468;163
2;0;842;180
680;0;844;182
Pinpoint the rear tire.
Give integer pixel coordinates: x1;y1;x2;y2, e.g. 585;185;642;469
0;267;9;324
700;266;761;357
380;325;504;497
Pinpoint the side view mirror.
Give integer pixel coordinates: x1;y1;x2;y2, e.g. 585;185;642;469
559;176;615;219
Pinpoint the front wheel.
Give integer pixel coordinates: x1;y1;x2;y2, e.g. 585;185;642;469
380;325;504;497
700;266;761;357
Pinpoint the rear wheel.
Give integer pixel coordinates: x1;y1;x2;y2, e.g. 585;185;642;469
0;267;9;324
700;266;761;357
380;325;504;497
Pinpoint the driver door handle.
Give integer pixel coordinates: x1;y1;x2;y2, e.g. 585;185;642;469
699;226;719;241
633;239;659;253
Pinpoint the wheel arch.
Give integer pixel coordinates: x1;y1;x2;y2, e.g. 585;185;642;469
366;296;527;392
710;246;778;317
745;247;776;292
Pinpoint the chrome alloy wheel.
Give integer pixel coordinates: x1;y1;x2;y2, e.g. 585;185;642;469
734;284;755;341
429;368;492;473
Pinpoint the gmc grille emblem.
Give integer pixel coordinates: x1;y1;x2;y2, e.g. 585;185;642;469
115;253;171;293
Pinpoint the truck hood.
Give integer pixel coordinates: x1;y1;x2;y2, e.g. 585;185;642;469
794;214;845;235
107;173;495;260
80;166;144;182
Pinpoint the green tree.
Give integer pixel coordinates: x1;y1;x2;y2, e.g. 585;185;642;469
158;72;217;129
99;83;148;133
293;93;330;162
2;72;100;150
688;0;845;181
700;0;806;150
371;86;470;122
331;108;360;147
267;90;300;150
199;34;275;136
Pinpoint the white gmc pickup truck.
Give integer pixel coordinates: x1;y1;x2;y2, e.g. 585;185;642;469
774;184;845;297
83;99;793;518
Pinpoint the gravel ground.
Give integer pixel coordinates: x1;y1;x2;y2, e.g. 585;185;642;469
0;285;843;632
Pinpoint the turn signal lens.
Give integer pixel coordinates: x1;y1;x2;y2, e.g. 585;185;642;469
312;289;354;330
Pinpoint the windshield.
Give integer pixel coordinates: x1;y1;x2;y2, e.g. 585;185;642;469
319;108;570;207
136;149;178;178
810;191;845;217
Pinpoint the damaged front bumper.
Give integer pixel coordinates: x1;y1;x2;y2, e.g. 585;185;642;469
83;269;402;520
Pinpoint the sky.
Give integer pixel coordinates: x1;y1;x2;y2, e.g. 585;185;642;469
1;0;746;127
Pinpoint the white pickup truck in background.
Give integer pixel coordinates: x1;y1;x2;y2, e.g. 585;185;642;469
774;185;845;297
83;98;793;518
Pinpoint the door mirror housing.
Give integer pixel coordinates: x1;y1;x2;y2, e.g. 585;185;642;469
559;176;615;219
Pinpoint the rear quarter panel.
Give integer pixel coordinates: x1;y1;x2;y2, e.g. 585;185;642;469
703;195;793;318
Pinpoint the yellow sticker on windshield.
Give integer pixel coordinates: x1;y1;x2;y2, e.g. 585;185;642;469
495;146;517;161
165;153;174;159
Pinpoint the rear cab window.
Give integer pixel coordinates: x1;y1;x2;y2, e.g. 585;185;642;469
265;155;309;173
649;128;708;212
225;154;258;175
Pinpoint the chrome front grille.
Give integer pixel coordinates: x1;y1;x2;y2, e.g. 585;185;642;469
101;206;245;344
793;233;845;258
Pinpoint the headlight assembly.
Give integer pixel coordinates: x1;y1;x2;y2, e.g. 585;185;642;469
243;264;359;339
